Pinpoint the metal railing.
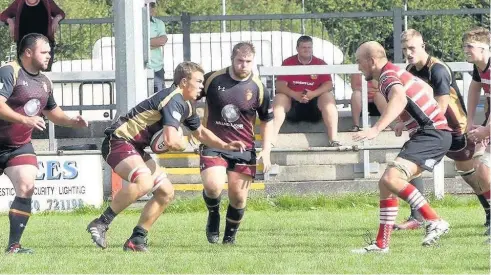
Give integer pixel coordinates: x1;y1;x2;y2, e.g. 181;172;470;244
259;62;478;198
44;70;155;150
0;8;486;67
0;8;485;114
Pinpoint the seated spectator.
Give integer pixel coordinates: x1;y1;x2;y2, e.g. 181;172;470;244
349;74;387;131
272;35;340;147
0;0;65;71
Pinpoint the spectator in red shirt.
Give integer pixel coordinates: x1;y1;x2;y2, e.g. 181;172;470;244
0;0;65;71
349;74;387;131
272;36;340;146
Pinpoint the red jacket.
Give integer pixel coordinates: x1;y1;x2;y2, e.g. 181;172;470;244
0;0;65;42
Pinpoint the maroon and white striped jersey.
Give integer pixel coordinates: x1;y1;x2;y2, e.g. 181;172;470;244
378;62;451;134
472;58;490;125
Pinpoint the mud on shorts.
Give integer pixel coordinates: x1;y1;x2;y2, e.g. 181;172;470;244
398;128;452;172
0;143;38;175
199;144;257;178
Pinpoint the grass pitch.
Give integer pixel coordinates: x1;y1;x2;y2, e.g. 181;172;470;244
0;194;489;274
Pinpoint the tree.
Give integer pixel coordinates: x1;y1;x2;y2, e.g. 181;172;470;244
305;0;489;63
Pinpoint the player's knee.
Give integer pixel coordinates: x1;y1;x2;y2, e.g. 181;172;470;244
129;166;153;195
229;195;247;209
228;190;247;208
204;187;222;198
203;180;224;198
380;161;411;186
153;183;174;205
150;171;167;194
379;172;394;188
16;181;34;197
457;167;481;192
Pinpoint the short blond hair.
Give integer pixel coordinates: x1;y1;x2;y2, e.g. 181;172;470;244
231;42;255;60
400;29;423;43
462;27;491;45
173;61;204;85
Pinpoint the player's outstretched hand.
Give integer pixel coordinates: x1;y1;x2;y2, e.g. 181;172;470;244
353;127;380;142
24;116;46;131
225;141;246;152
70;116;89;128
468;126;490;144
257;150;271;173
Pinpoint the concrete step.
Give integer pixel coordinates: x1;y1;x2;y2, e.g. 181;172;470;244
262;178;473;196
157;148;459;169
278;160;460;181
32;131;409;152
266;131;408;147
158;151;361;167
163;159;460;183
161;177;472;197
31;115;392;140
39;99;488;139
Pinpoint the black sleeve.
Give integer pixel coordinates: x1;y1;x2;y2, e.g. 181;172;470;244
183;102;201;131
0;65;15;99
430;64;452;97
160;97;186;130
257;83;274;122
44;81;57;110
197;71;215;100
472;65;481;82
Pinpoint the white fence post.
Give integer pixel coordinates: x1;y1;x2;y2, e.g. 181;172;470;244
433;161;445;199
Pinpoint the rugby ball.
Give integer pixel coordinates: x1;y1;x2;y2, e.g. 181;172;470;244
150;127;184;153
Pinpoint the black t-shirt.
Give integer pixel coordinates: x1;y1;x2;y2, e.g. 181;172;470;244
18;2;49;42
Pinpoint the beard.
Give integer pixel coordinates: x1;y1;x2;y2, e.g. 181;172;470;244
34;59;48;71
232;67;250;80
364;74;373;81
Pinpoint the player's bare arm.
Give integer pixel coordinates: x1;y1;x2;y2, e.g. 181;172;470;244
0;96;45;130
468;112;491;143
353;84;407;141
466;80;482;129
257;120;273;173
191;125;246;151
374;85;407;132
434;95;450;114
42;106;88;128
162;125;187;151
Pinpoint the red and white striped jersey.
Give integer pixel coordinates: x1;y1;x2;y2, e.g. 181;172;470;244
472;58;490;125
378;62;451;134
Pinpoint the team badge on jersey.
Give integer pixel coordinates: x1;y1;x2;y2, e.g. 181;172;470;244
24;99;40;116
245;89;253;101
221;104;240;123
311;75;318;80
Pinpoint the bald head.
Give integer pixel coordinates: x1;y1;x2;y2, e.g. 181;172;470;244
355;41;388;82
356;41;387;61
